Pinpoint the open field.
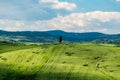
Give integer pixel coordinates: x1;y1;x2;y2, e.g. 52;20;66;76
0;42;120;80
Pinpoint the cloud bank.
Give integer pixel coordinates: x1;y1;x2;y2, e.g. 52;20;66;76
0;11;120;34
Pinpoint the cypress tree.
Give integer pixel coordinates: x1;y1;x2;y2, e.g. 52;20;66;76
59;36;62;43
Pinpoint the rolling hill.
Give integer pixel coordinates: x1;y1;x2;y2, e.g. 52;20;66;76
0;42;120;80
0;30;120;43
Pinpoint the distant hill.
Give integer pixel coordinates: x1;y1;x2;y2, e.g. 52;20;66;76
0;30;120;43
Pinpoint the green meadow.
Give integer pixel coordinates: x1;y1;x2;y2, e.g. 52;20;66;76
0;42;120;80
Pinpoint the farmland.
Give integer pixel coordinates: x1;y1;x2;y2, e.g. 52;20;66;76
0;42;120;80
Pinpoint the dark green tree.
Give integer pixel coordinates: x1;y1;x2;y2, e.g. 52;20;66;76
59;36;62;43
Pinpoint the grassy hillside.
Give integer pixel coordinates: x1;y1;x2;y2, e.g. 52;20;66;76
0;43;120;80
0;42;37;54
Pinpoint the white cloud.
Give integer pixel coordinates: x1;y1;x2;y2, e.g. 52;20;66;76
40;0;76;11
40;0;58;3
0;11;120;33
51;2;76;11
0;20;26;31
116;0;120;2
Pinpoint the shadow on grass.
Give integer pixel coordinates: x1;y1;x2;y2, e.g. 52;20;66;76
36;71;111;80
0;63;36;80
0;63;117;80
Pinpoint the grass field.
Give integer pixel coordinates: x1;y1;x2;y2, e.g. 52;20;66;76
0;42;120;80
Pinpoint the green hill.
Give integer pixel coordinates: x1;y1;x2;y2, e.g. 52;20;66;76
0;30;120;43
0;43;120;80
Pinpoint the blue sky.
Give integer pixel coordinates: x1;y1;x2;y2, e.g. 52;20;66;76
0;0;120;34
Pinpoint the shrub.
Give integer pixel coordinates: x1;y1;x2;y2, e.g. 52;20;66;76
83;64;89;67
1;57;7;61
84;49;91;51
116;65;120;67
18;66;21;69
65;52;74;56
32;52;39;54
101;59;106;62
116;45;120;47
0;56;2;58
26;60;29;62
62;61;66;64
109;70;114;72
94;56;101;60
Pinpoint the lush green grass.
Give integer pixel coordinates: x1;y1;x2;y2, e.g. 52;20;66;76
0;43;120;80
0;42;37;54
